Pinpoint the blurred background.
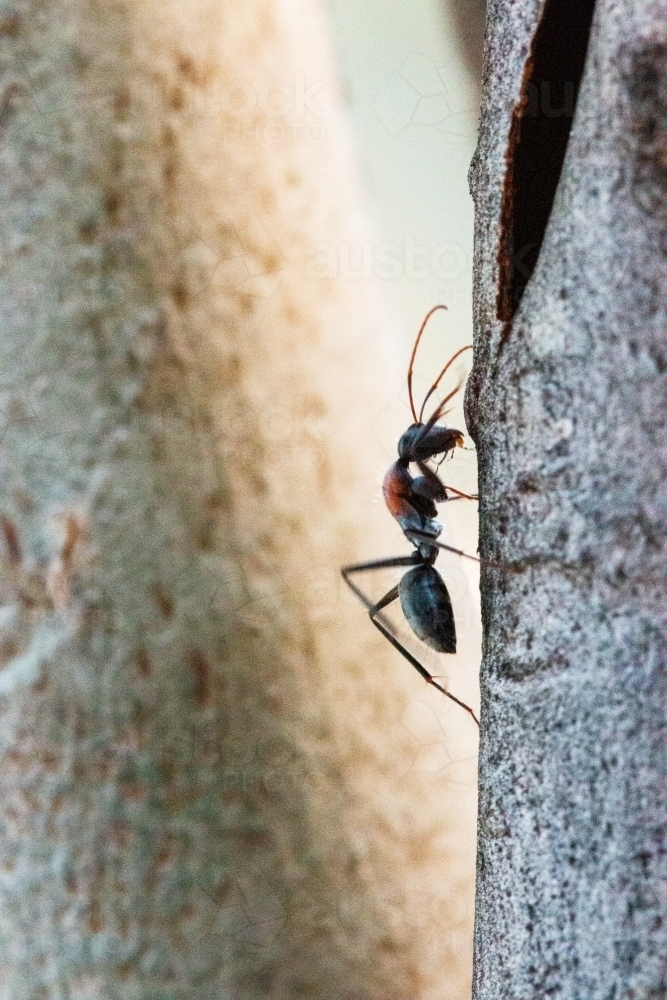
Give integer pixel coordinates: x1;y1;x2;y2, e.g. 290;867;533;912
327;0;485;559
326;0;486;768
0;0;489;995
328;0;484;346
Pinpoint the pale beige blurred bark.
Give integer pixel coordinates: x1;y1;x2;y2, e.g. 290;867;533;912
0;0;478;998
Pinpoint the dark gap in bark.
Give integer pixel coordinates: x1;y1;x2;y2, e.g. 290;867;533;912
496;0;596;338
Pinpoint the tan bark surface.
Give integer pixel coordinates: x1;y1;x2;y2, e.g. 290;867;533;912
0;1;478;997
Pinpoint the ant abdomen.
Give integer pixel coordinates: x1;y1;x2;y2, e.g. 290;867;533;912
398;564;456;654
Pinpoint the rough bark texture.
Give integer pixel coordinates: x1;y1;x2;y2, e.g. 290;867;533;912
468;0;667;997
0;1;479;998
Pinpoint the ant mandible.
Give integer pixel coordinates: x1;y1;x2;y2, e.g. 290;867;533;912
341;305;482;727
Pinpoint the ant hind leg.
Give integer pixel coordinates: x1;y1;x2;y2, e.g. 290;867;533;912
368;584;479;727
341;554;419;622
341;553;480;726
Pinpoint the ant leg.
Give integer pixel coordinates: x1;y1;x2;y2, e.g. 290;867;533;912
367;586;479;727
442;485;478;501
342;555;480;725
413;461;478;502
341;555;420;604
404;530;480;565
341;555;419;632
408;530;520;574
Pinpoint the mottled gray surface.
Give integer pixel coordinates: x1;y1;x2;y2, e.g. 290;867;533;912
467;0;667;997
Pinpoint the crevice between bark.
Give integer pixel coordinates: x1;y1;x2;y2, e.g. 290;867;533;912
496;0;596;337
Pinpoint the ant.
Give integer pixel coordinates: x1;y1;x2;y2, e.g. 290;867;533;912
341;305;483;727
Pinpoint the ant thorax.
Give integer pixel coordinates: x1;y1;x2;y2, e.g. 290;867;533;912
382;459;443;554
384;414;465;545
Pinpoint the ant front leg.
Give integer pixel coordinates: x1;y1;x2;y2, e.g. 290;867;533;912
441;485;478;501
412;462;478;502
412;462;448;503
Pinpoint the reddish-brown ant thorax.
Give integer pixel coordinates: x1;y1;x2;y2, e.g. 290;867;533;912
382;462;413;520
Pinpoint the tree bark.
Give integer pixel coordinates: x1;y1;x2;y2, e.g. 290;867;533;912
0;0;478;997
468;0;667;996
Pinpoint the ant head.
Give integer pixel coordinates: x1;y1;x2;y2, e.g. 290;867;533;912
407;306;472;425
398;423;464;463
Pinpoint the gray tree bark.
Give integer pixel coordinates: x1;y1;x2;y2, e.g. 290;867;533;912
0;0;479;998
468;0;667;997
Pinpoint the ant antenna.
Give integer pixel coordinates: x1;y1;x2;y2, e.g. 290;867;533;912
418;344;473;423
407;305;448;423
423;376;465;429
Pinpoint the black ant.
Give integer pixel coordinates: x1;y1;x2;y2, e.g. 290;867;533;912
341;305;483;727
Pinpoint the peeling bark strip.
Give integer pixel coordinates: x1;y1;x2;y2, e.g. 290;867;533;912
470;0;667;997
496;0;596;334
